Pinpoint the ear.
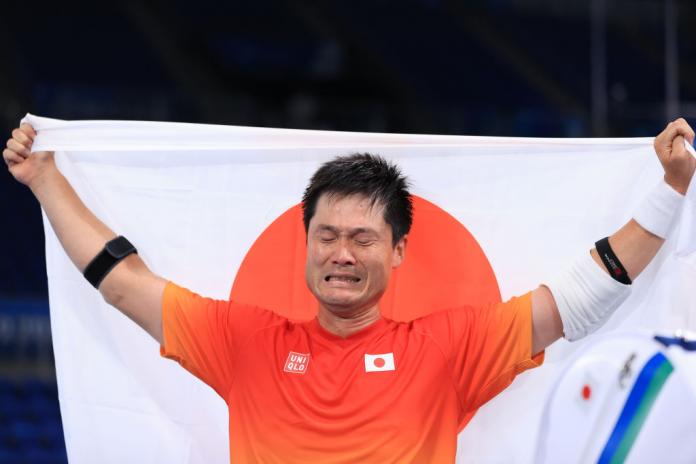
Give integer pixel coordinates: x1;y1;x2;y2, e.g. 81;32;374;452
391;235;407;268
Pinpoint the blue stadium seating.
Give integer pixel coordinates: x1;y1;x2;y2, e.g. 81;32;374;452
0;378;67;464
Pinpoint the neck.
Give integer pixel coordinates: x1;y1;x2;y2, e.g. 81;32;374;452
317;304;381;338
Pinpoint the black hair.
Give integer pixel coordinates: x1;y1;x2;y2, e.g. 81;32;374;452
302;153;413;246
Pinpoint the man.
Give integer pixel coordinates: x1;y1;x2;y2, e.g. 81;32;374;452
3;119;695;463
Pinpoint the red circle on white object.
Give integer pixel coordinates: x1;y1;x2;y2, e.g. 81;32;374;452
374;357;386;368
230;195;500;321
582;385;592;400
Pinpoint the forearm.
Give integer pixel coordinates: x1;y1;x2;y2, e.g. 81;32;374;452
29;164;165;342
590;219;664;282
30;166;116;271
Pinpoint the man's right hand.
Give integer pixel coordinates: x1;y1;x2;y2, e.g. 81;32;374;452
3;123;56;188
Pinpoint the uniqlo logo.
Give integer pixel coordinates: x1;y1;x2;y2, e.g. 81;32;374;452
284;351;310;374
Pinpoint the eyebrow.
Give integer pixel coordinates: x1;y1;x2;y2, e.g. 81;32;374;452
315;224;379;236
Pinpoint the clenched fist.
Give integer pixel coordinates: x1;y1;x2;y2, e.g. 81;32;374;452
653;118;696;195
3;123;56;188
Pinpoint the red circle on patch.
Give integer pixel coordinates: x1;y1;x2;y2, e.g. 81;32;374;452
374;357;386;368
230;195;500;321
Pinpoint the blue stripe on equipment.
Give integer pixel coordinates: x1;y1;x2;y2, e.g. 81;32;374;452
597;352;673;464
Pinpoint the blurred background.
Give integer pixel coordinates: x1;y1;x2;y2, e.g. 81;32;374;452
0;0;694;462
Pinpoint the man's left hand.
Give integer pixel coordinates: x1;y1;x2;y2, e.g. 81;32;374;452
654;118;696;195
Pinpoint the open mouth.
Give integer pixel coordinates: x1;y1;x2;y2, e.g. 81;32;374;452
324;275;361;283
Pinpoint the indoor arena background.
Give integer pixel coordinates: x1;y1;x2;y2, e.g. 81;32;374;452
1;1;694;462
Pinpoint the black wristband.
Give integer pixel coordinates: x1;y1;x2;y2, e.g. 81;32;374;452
83;236;137;289
594;237;632;285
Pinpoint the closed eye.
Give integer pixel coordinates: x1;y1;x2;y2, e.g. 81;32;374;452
354;238;376;246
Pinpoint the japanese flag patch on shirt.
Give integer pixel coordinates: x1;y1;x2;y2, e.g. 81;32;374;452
364;353;396;372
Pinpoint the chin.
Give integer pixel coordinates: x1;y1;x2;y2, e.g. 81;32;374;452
318;295;359;312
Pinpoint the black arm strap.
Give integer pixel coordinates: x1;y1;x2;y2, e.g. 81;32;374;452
83;236;138;289
594;237;632;285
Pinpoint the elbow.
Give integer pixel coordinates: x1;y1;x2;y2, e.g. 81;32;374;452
100;282;125;309
96;255;141;309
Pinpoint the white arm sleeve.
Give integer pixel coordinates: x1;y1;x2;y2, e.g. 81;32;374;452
543;251;631;342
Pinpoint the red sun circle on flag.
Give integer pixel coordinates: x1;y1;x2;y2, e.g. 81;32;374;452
373;358;386;368
230;195;500;321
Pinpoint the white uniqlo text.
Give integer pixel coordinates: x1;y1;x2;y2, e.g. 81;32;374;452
284;351;310;374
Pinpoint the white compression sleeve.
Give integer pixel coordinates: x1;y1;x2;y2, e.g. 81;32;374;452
543;251;631;342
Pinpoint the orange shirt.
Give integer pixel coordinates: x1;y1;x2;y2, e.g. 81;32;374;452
160;282;543;463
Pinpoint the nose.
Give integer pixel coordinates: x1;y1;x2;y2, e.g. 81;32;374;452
331;240;356;266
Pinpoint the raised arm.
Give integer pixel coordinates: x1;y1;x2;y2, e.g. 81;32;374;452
530;118;696;355
4;123;166;343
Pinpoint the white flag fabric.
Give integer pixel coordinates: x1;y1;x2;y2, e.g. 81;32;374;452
22;113;695;463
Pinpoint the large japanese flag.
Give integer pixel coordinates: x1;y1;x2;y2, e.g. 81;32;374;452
23;114;696;463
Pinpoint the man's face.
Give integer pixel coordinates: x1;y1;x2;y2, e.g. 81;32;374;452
305;193;406;316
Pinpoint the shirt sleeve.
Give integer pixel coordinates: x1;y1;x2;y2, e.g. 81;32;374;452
420;292;544;419
159;281;285;399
